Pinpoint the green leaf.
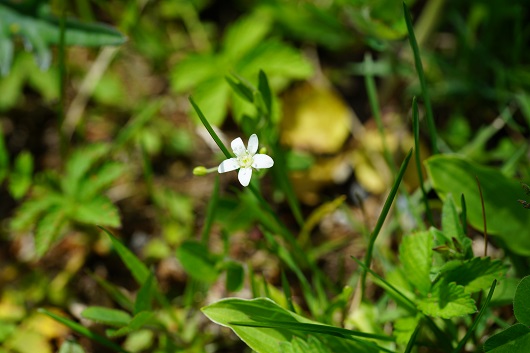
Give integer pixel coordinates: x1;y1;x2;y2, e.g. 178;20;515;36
484;323;530;353
63;144;110;196
190;77;231;126
34;207;67;257
202;298;382;353
400;231;432;296
417;281;476;319
441;195;465;243
514;276;530;326
81;307;131;327
76;162;126;200
224;261;245;292
88;272;134;312
0;3;126;73
10;191;63;231
222;10;272;61
58;339;85;353
393;316;421;346
425;155;530;256
104;228;150;285
134;272;155;315
170;54;220;92
69;196;120;227
38;309;127;353
175;240;219;284
107;312;156;338
440;257;508;294
8;150;33;199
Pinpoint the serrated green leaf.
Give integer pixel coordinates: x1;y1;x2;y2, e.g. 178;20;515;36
10;191;62;231
81;307;131;327
69;196;120;227
484;323;530;353
417;281;476;319
77;162;125;201
425;155;530;256
176;240;219;284
63;144;110;196
34;207;67;257
440;257;508;294
514;276;530;326
400;231;432;296
104;229;150;285
393;316;421;346
8;150;33;199
134;272;155;315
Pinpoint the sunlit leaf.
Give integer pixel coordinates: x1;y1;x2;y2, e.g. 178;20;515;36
400;231;432;296
417;281;476;319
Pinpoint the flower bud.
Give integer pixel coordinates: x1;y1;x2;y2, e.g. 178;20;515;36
193;166;208;176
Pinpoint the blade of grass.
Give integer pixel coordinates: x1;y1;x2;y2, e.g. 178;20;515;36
189;97;231;158
412;97;434;226
452;280;497;353
364;53;395;173
403;2;438;154
460;194;467;236
361;149;412;295
281;270;296;313
404;321;422;353
38;308;128;353
58;2;67;158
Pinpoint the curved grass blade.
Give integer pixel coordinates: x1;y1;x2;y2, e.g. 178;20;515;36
452;280;497;353
361;149;412;294
38;308;128;353
403;2;438;154
412;97;434;226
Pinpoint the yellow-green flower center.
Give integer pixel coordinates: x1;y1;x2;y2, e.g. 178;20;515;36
238;152;254;168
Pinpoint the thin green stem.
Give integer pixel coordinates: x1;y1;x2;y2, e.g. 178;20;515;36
412;97;434;226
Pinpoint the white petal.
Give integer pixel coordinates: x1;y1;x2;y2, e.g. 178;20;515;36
247;134;259;154
238;167;252;187
231;137;246;157
252;154;274;169
218;158;239;173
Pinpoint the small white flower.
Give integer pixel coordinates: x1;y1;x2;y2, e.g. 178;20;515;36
218;134;274;187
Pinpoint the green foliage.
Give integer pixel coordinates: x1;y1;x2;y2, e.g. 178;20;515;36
484;276;530;352
10;144;124;257
0;0;126;74
171;9;313;125
202;298;386;353
426;154;530;255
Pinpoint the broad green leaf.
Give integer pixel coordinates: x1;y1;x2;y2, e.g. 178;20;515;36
69;196;120;227
134;272;155;315
425;155;530;256
190;77;230;126
484;323;530;353
105;229;150;285
399;231;432;296
81;307;131;327
34;207;66;257
514;276;530;326
8;150;33;199
171;54;219;92
222;10;272;61
175;240;219;284
440;257;508;294
202;298;382;353
417;281;476;319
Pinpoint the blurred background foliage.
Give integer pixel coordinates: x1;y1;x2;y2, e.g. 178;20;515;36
0;0;529;352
